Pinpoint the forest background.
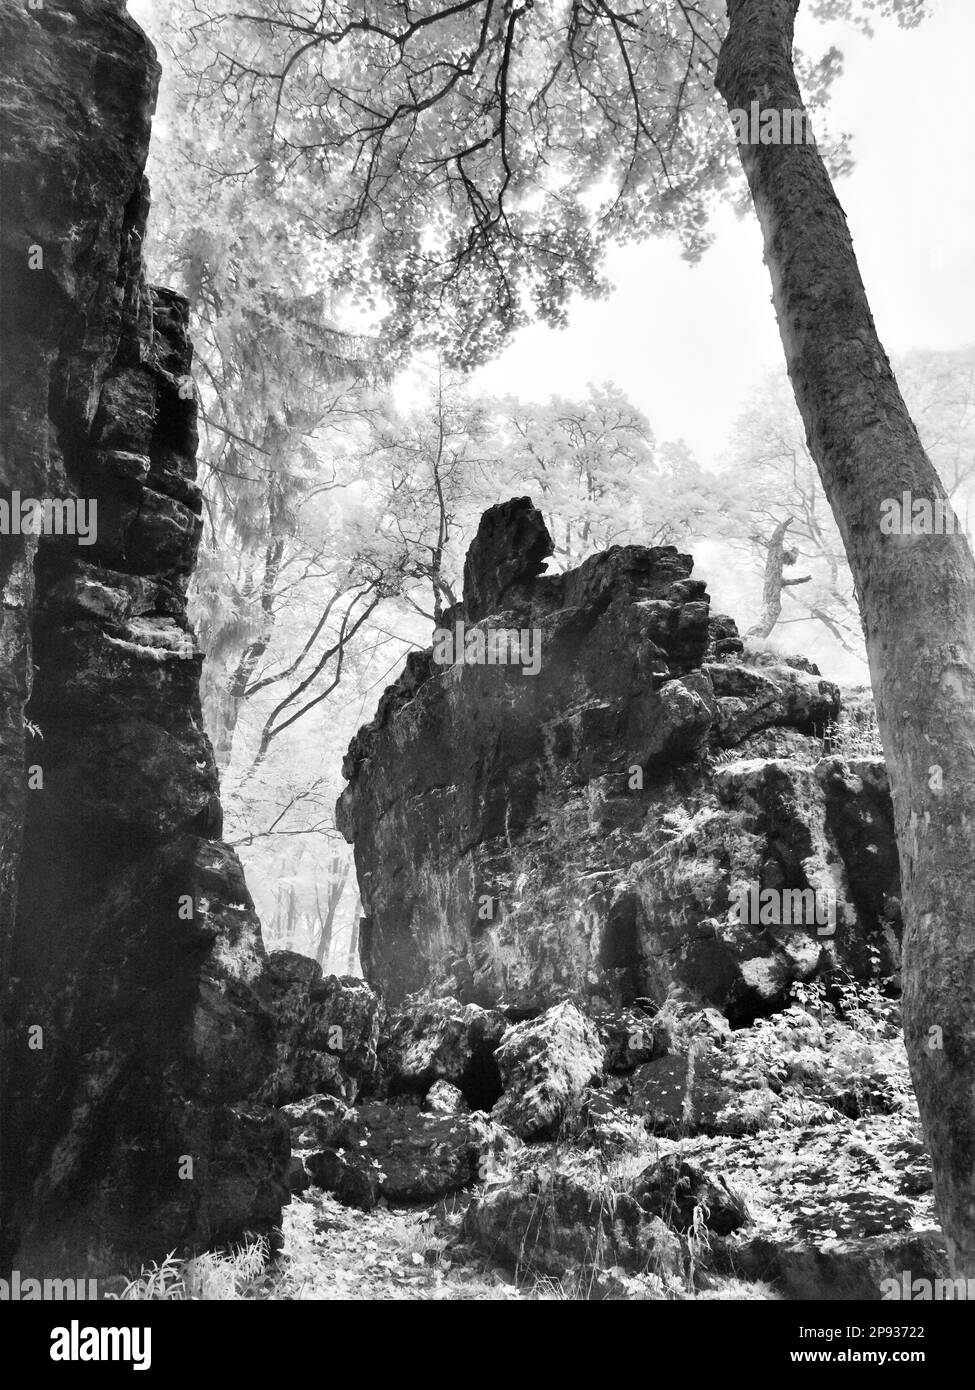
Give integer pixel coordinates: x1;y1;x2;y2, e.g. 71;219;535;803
127;0;975;972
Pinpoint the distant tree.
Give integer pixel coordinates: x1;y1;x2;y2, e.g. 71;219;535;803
722;372;861;654
724;347;975;659
497;385;726;565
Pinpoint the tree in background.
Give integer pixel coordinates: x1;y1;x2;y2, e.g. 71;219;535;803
722;372;862;655
720;346;975;672
497;385;727;566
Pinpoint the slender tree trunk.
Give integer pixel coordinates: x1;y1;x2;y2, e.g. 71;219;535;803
746;516;809;638
213;536;286;768
347;898;362;975
717;0;975;1274
314;856;351;968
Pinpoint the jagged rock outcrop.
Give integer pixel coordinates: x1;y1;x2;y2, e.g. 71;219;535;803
337;499;902;1020
0;0;288;1272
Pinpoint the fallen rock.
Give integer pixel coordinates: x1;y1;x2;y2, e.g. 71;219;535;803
423;1081;470;1117
260;954;382;1106
304;1101;515;1211
462;1164;683;1279
624;1042;746;1138
573;1090;646;1154
383;997;506;1108
597;1007;665;1071
634;1154;749;1235
279;1093;355;1148
491;1002;605;1139
724;1230;948;1302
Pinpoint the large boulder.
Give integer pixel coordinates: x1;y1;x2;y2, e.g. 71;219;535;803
724;1230;948;1302
337;500;901;1020
623;1044;743;1138
634;1154;750;1235
462;1163;683;1279
299;1100;515;1210
491;1001;605;1139
383;997;506;1108
259;952;382;1106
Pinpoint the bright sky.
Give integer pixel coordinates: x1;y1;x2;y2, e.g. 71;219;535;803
472;0;975;460
130;0;975;463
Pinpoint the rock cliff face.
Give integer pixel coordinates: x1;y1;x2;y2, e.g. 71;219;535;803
337;499;902;1019
0;0;288;1273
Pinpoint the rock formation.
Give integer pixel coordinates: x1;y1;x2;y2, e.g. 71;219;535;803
337;498;902;1020
0;0;288;1274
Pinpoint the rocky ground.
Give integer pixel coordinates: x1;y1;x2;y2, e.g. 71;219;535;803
111;973;943;1301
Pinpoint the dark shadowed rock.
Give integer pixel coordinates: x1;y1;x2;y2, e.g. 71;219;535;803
462;497;554;623
462;1164;683;1278
303;1101;515;1210
0;0;288;1273
634;1154;749;1235
279;1093;356;1148
597;1007;670;1072
623;1043;752;1138
722;1230;948;1302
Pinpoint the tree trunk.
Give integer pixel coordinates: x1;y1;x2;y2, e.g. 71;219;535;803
208;506;286;770
717;0;975;1275
347;899;362;975
746;515;809;638
314;855;351;968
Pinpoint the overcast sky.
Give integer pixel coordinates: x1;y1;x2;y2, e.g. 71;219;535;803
472;0;975;461
131;0;974;464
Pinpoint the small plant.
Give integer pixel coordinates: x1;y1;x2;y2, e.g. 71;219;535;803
685;1201;713;1293
110;1238;275;1301
109;1253;186;1301
821;705;883;759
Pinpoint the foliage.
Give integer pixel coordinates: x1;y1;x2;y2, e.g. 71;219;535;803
146;0;927;367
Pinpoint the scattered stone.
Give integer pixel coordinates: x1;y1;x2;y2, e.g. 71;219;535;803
424;1081;469;1117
